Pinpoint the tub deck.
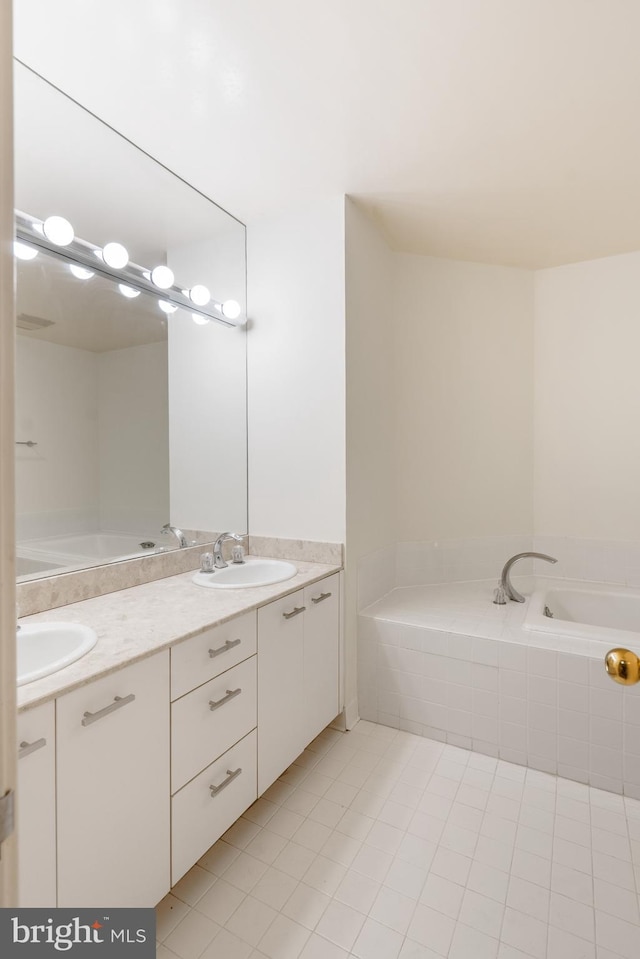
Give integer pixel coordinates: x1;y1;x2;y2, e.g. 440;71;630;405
361;577;628;658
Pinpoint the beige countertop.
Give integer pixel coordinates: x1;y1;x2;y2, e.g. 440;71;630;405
18;557;341;711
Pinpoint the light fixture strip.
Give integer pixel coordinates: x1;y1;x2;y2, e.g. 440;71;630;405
14;211;238;329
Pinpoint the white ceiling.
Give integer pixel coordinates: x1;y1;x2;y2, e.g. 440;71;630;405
13;0;640;268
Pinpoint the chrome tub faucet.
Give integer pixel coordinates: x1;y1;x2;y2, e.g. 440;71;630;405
161;524;188;548
493;551;558;604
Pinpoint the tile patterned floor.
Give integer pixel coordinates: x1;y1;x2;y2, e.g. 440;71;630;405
156;721;640;959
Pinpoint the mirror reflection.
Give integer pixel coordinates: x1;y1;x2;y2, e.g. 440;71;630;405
14;63;248;582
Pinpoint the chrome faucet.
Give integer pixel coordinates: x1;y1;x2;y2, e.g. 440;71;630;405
493;551;558;604
213;532;244;569
161;524;188;549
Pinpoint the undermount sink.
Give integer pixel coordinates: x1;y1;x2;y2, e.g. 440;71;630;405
17;622;98;686
192;557;297;589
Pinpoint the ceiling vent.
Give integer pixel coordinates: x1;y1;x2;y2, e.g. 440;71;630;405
17;313;55;331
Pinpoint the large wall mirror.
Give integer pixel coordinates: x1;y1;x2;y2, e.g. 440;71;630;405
14;63;248;582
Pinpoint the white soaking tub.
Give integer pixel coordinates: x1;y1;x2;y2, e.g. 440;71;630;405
524;584;640;647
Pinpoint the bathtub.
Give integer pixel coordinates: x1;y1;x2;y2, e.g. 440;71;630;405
17;531;171;575
358;579;640;797
525;584;640;647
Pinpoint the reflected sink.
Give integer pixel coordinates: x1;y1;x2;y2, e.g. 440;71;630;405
192;557;297;589
17;622;98;686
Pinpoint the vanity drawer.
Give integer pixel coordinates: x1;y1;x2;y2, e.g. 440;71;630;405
171;610;257;700
171;729;257;885
171;656;257;793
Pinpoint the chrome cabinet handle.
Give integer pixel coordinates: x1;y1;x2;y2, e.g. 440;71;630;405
18;738;46;759
283;606;306;620
209;688;242;711
81;693;136;726
209;638;241;659
210;767;242;796
311;591;332;604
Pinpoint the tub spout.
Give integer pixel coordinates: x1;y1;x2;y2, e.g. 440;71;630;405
496;552;558;604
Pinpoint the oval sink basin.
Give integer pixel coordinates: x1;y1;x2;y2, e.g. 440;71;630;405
193;557;297;589
17;622;98;686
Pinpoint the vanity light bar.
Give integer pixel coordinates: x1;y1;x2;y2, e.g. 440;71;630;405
14;210;244;329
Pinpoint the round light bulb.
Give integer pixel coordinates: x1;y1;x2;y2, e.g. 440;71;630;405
42;215;74;246
69;264;94;280
151;265;174;290
158;300;178;314
14;241;38;261
222;299;241;320
119;284;140;299
192;313;210;326
189;284;211;306
101;242;129;269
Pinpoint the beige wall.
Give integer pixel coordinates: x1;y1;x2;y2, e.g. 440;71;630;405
345;199;395;723
247;198;346;543
393;253;535;542
534;251;640;541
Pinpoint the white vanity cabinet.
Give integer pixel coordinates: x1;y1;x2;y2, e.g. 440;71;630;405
56;650;170;908
258;573;340;794
17;701;56;907
170;613;258;885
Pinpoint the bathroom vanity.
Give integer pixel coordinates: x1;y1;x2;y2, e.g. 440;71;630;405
16;561;342;908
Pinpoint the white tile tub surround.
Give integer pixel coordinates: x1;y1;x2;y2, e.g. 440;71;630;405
534;535;640;588
358;535;640;606
358;580;640;799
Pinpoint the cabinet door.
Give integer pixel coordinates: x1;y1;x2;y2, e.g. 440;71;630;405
303;574;340;743
257;589;305;794
56;651;170;908
17;702;56;906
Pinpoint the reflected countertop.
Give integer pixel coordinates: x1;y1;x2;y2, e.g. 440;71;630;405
17;556;341;711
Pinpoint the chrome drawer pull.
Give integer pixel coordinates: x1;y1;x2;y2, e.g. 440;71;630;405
311;591;332;604
210;767;242;796
283;606;306;620
81;694;136;726
18;738;46;759
209;687;242;711
209;638;241;659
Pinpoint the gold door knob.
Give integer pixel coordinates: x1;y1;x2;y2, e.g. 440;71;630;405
605;648;640;685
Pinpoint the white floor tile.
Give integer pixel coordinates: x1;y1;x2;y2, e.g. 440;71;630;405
352;916;405;959
201;929;253;959
419;873;464;919
315;899;366;950
334;869;381;914
224;896;278;948
157;721;640;959
298;932;350;959
257;914;311;959
195;878;245;925
458;888;504;938
164;910;220;959
406;904;455;956
250;867;299;911
281;882;331;929
171;865;217;907
449;923;498;959
369;886;416;935
156;894;192;941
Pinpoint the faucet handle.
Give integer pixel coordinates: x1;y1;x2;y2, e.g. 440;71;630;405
200;552;215;573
